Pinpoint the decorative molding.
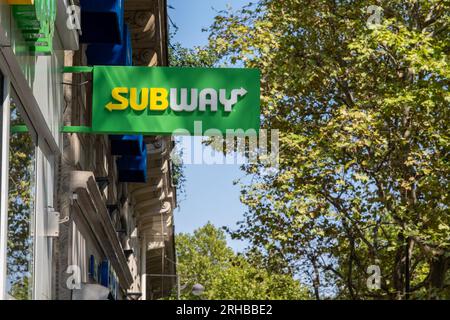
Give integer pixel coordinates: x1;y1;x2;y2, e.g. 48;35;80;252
125;0;166;66
70;171;133;288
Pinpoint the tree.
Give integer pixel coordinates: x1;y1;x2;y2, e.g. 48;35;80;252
169;42;218;68
174;223;310;300
208;0;449;299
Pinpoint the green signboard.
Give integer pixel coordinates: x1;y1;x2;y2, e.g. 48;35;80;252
91;66;260;135
12;0;56;55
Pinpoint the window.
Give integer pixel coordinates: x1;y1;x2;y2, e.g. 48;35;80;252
0;68;9;300
7;95;37;300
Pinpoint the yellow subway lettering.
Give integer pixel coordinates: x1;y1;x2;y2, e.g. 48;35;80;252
130;87;149;111
150;88;169;111
106;87;129;111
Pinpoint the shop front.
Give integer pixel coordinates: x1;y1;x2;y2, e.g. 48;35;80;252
0;0;70;300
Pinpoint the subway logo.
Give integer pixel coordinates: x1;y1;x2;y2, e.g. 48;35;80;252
106;87;248;112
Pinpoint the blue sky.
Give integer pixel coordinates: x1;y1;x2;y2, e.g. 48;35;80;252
169;0;250;252
168;0;249;48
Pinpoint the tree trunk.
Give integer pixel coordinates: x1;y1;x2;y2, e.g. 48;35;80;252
429;255;449;299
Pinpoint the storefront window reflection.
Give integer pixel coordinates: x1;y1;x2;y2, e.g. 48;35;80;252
7;103;36;300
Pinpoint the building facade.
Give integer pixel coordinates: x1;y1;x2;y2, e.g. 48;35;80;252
0;0;176;300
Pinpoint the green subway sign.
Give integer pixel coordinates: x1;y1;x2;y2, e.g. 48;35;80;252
92;66;260;135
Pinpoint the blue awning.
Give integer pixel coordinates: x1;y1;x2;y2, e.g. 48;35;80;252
79;0;124;44
110;134;144;156
86;23;132;66
116;144;148;183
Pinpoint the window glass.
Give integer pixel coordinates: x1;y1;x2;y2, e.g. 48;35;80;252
7;99;36;300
